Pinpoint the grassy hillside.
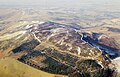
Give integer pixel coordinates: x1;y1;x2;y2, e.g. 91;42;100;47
0;58;67;77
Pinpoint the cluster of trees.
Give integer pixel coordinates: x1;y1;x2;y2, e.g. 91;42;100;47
18;48;74;75
41;56;73;75
43;48;79;67
68;60;114;77
12;39;39;53
13;41;115;77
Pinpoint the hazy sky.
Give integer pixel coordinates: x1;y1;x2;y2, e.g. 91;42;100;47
0;0;120;10
0;0;119;5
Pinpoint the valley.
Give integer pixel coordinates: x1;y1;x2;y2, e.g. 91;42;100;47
0;7;120;77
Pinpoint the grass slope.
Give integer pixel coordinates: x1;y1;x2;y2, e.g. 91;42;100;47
0;58;66;77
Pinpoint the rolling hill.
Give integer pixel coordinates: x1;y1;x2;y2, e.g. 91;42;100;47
0;58;67;77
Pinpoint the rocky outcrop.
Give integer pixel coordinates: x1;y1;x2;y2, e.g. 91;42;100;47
112;57;120;77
